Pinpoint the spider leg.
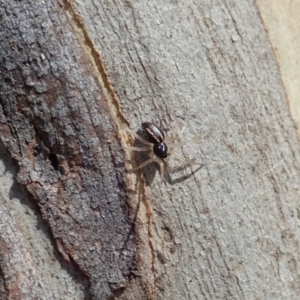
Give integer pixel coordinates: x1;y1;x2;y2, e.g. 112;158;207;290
130;155;157;171
124;146;152;152
164;119;186;143
164;136;178;143
173;118;186;137
178;123;186;137
171;152;199;165
125;127;152;145
169;133;208;149
129;152;166;181
153;157;165;182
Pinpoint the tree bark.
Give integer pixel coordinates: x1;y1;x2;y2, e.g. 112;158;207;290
0;1;300;299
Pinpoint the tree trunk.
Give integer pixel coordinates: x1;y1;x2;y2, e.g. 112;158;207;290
0;1;300;299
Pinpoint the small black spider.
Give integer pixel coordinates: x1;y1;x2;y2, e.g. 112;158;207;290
125;120;203;181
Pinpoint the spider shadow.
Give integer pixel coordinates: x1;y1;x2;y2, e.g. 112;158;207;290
164;162;204;185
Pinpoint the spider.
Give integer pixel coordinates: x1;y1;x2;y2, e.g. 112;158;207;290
125;120;202;181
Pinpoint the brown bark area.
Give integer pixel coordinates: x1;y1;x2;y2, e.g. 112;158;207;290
0;1;136;299
1;0;300;300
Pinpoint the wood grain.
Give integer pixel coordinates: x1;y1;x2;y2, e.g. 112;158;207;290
0;0;300;299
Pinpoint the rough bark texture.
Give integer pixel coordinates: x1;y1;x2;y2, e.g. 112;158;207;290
1;0;300;300
0;1;135;299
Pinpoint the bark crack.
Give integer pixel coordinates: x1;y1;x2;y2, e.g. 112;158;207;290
61;0;129;129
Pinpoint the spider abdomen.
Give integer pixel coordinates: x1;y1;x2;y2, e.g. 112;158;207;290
142;122;165;144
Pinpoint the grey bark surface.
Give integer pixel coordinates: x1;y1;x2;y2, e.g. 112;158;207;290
0;0;300;300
